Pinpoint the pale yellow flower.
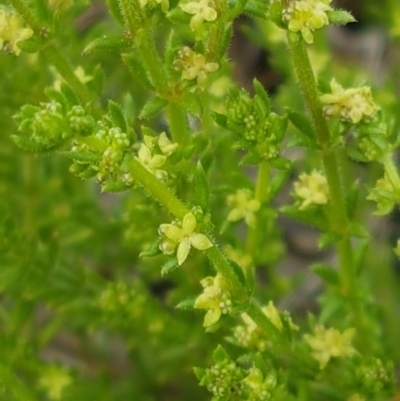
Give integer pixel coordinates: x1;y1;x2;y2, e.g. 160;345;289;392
159;212;213;265
282;0;333;44
194;274;232;327
136;143;167;180
320;79;379;124
0;7;33;56
294;170;329;209
304;324;356;369
180;0;217;31
227;189;260;227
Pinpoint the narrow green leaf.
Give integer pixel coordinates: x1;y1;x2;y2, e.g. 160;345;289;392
108;100;128;132
161;258;179;276
122;53;155;90
311;263;340;286
139;97;168;120
193;161;210;211
139;238;162;258
83;35;132;55
287;108;314;140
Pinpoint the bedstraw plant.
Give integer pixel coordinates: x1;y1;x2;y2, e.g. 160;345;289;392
1;0;400;399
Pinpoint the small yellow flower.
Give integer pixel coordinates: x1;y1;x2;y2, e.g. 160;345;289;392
194;274;232;327
136;143;167;180
175;47;219;90
320;79;379;124
282;0;333;44
227;189;260;227
294;170;329;210
180;0;217;31
159;212;213;265
304;324;356;369
0;6;33;56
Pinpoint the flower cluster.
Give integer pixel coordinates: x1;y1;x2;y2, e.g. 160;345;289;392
194;274;233;327
180;0;217;31
304;324;356;369
135;133;177;181
158;212;213;265
14;101;69;150
0;5;33;56
282;0;333;44
320;79;379;124
293;170;329;210
226;189;260;227
174;47;219;90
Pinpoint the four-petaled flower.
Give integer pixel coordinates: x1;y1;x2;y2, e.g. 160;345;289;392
136;143;167;180
293;170;329;210
227;189;260;227
194;274;232;327
0;6;33;56
282;0;333;44
175;47;219;90
159;212;213;265
320;79;379;124
304;324;356;369
180;0;217;31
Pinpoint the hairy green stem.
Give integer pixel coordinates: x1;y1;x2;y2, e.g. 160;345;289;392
246;161;270;267
165;103;189;146
287;32;363;329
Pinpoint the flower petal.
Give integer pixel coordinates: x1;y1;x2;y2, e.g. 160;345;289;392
182;213;196;234
162;224;183;242
177;238;191;265
190;233;213;250
203;308;221;327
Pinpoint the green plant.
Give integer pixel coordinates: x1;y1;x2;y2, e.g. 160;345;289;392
1;0;400;400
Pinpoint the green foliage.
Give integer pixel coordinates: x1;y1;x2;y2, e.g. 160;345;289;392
1;0;400;400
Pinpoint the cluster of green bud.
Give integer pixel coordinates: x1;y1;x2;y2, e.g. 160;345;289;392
67;105;96;137
195;346;283;401
367;173;398;215
225;84;287;162
174;46;219;90
158;212;213;265
14;101;70;150
353;358;395;398
68;120;132;191
0;5;33;56
194;274;233;327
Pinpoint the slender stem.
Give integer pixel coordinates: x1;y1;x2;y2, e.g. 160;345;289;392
130;158;190;220
246;161;270;265
165;102;189;146
287;32;362;328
